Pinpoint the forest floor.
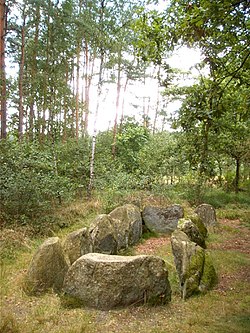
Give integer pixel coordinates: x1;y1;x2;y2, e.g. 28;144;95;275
0;216;250;333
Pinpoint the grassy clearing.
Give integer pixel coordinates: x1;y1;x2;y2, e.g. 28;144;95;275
0;197;249;333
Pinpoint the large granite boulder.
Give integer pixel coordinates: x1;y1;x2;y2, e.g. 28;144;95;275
177;218;206;249
109;204;142;249
63;227;90;265
171;230;217;299
195;204;218;230
25;237;69;295
89;214;118;254
63;253;171;309
142;204;184;234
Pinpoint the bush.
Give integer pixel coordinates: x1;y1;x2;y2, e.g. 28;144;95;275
0;139;75;226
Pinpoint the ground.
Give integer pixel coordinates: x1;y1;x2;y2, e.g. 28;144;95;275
0;217;250;333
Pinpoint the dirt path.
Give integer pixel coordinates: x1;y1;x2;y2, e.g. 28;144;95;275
135;235;171;255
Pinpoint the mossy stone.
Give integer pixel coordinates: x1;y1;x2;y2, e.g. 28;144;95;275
199;252;218;292
189;213;208;239
182;245;205;300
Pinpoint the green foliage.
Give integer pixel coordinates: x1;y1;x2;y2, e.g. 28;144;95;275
116;117;150;173
137;131;188;187
55;137;91;194
0;139;79;225
141;230;159;240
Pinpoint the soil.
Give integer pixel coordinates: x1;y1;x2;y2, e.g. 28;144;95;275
211;219;250;294
135;236;171;255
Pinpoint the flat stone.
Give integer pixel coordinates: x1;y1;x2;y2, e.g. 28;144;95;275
63;253;171;309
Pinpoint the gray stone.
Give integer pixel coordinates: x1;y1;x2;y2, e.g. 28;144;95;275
189;213;208;239
142;205;184;234
63;228;90;265
25;237;69;295
109;204;142;249
63;253;171;309
89;214;118;254
171;230;217;299
195;204;218;230
177;218;206;248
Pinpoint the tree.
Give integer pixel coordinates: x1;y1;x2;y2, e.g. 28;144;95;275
0;0;7;139
88;0;108;198
213;85;250;192
137;131;187;187
115;117;150;174
18;2;26;141
134;1;250;187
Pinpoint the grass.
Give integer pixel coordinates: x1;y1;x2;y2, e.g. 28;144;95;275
0;194;250;333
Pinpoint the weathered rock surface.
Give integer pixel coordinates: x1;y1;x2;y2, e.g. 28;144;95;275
177;218;206;249
63;253;171;309
63;228;90;264
142;205;184;233
171;230;217;299
195;204;218;230
109;204;142;249
89;215;118;254
189;213;208;239
25;237;69;295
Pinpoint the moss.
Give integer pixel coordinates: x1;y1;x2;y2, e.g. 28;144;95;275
177;218;186;228
189;213;208;239
199;252;218;292
182;246;205;299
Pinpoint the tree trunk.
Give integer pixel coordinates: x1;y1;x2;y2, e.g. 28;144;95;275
83;43;95;137
119;76;128;131
0;0;7;139
63;61;69;142
87;0;105;198
29;5;40;141
112;49;122;158
234;157;240;194
153;66;161;134
18;13;26;141
87;54;104;198
75;41;81;140
41;1;52;142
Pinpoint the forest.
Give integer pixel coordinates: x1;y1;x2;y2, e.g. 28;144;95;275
0;1;250;332
0;0;249;226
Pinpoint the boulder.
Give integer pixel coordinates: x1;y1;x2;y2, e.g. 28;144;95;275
63;227;90;265
142;205;184;234
63;253;171;309
25;237;69;295
171;230;217;299
177;218;206;248
109;204;142;249
195;204;218;230
189;213;208;239
89;214;118;254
